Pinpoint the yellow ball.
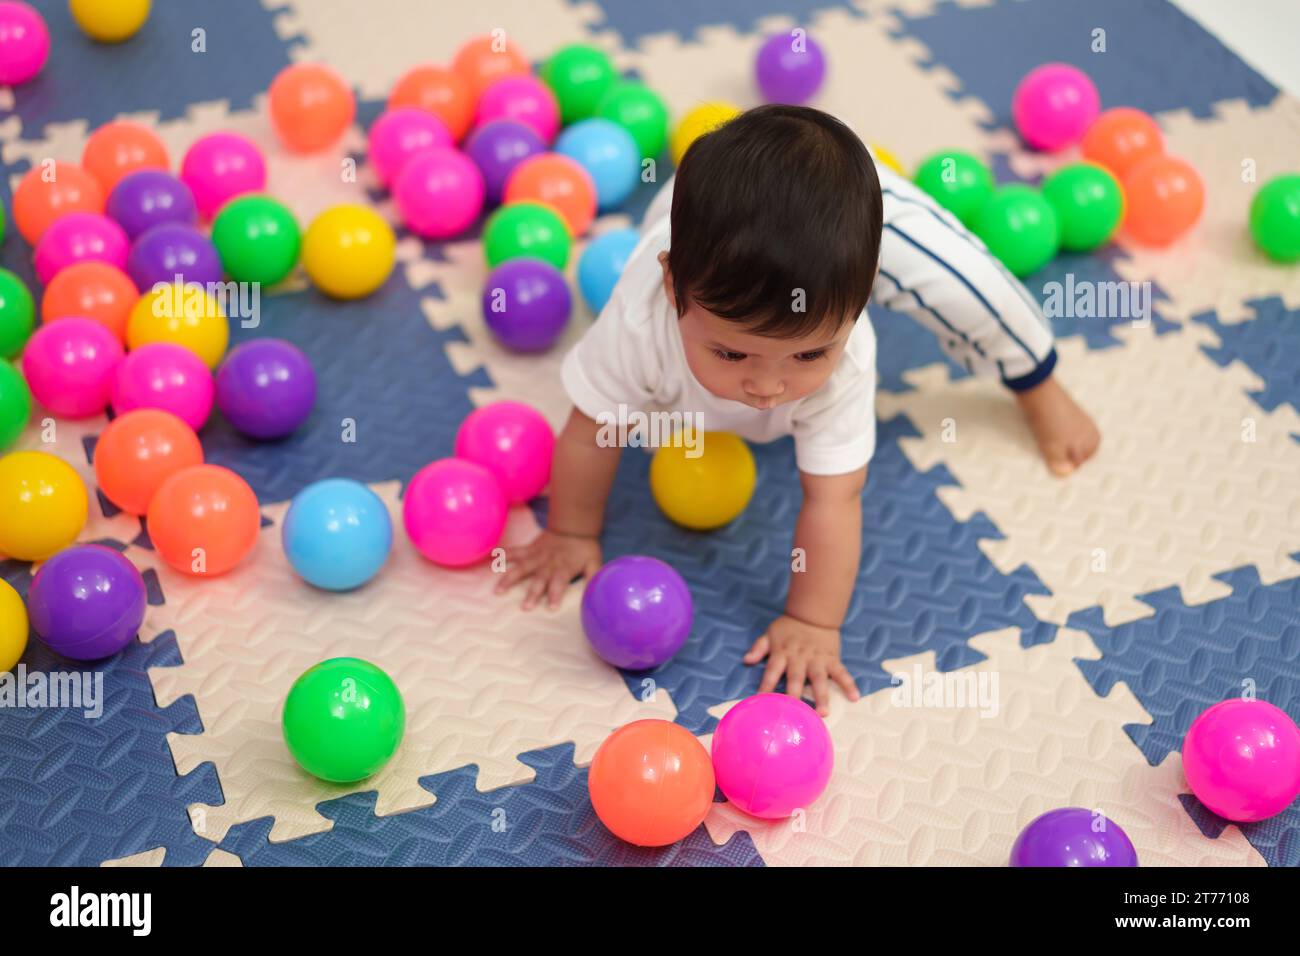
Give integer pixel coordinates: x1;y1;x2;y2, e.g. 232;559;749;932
302;204;396;300
128;282;229;369
670;102;741;166
869;143;907;177
0;451;89;562
69;0;151;43
650;431;756;530
0;579;27;673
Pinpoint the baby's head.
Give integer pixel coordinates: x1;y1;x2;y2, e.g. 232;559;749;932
662;104;883;410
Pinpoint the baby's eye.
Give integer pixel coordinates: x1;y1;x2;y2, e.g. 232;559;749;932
712;349;747;362
794;349;828;362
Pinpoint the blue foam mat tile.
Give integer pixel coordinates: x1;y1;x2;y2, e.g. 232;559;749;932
1196;298;1300;420
571;0;861;48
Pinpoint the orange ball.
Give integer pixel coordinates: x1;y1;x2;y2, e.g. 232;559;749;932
94;409;203;515
504;153;597;237
587;719;715;847
41;261;138;342
268;63;356;153
82;121;170;193
1082;107;1165;179
388;64;475;141
13;162;106;245
452;34;529;100
146;464;261;576
1122;154;1205;247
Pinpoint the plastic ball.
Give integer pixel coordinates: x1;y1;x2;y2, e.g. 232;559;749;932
755;30;826;104
0;578;26;672
973;185;1060;277
555;118;640;211
27;544;146;660
454;400;555;503
1081;107;1164;178
1182;699;1300;822
670;101;740;166
22;317;123;418
82;120;168;192
69;0;150;43
1122;154;1204;247
0;267;36;358
481;257;571;352
127;282;228;368
112;342;213;429
595;81;669;160
41;262;136;341
869;143;906;176
0;359;31;450
282;657;405;782
282;479;392;591
503;153;597;237
33;212;129;284
476;74;561;144
541;43;616;126
301;204;395;299
482;201;571;269
12;162;105;245
452;34;529;99
180;132;267;219
268;62;356;153
463;120;544;206
1012;62;1100;152
1009;808;1138;867
147;463;260;576
127;222;223;291
0;1;48;85
1249;173;1300;263
367;107;453;188
650;430;756;530
577;228;638;315
94;408;202;515
387;64;474;141
215;338;316;440
588;719;714;847
1041;161;1124;252
210;194;301;285
581;555;692;671
0;450;88;561
106;169;199;240
913;149;995;227
392;147;485;240
711;693;834;818
402;458;507;568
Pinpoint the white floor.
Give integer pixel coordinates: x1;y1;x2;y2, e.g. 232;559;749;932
1171;0;1300;96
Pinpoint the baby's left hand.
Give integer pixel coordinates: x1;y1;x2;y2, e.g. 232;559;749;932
744;615;860;717
1015;375;1101;476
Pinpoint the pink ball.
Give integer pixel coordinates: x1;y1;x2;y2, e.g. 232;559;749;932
403;458;507;567
711;693;834;819
368;107;454;188
1012;63;1100;152
33;213;129;285
394;147;485;240
22;317;124;418
1183;699;1300;823
112;342;215;430
476;75;561;144
454;400;555;504
180;132;268;218
0;1;49;86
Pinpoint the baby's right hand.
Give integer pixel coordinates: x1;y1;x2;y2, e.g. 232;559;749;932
494;529;603;610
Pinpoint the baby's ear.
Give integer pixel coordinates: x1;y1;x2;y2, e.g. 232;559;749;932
658;252;677;309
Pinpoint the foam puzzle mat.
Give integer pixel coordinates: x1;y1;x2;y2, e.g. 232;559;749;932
1;0;1298;867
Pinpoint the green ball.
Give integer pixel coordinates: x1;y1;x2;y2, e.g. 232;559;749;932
212;195;301;286
0;359;31;451
1249;173;1300;263
282;657;405;783
542;43;617;125
974;185;1060;278
1041;162;1124;252
913;149;995;226
0;269;35;360
483;201;572;269
595;81;669;160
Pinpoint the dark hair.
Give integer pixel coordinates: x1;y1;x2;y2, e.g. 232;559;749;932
668;104;882;339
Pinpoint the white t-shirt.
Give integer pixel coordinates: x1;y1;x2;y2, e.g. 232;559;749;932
560;214;877;476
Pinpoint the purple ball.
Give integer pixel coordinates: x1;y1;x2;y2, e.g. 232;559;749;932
1009;808;1139;867
127;222;224;292
27;545;147;661
482;257;571;352
464;119;545;204
107;170;199;240
755;31;826;104
215;338;317;440
580;555;693;670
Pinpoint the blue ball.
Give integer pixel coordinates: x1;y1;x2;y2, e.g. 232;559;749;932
577;228;639;314
555;118;641;210
282;479;393;591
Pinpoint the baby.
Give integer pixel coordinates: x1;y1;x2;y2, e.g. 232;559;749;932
497;105;1099;714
